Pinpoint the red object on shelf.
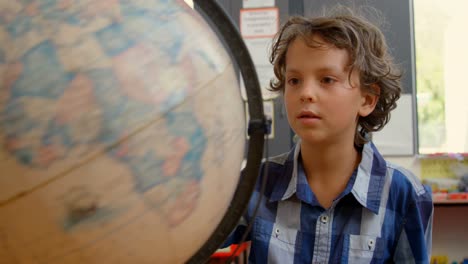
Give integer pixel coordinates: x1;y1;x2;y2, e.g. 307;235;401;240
433;192;468;205
211;243;249;259
448;192;468;200
433;192;448;201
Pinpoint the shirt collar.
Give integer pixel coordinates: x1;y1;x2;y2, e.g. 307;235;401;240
269;143;299;202
268;141;387;214
351;142;387;214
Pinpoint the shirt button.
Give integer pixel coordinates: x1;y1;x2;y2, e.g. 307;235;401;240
275;228;280;237
320;215;329;223
368;239;375;250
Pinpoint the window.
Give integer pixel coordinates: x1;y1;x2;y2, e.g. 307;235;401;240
414;0;468;154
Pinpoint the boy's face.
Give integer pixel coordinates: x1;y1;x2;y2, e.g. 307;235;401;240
284;35;376;147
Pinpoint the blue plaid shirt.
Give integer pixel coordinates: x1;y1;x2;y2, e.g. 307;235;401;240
226;142;433;263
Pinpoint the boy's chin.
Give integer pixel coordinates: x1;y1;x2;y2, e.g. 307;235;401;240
297;133;351;147
295;133;327;145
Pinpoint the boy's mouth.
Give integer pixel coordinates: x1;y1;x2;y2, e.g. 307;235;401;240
297;110;320;119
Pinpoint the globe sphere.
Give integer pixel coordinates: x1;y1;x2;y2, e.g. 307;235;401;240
0;1;245;263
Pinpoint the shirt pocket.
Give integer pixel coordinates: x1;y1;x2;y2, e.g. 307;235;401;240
252;217;302;263
342;234;385;264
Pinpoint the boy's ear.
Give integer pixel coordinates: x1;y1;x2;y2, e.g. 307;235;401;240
359;84;380;117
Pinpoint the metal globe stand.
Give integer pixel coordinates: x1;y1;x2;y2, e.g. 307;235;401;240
186;0;268;263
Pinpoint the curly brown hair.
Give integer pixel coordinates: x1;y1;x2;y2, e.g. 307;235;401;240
269;7;402;147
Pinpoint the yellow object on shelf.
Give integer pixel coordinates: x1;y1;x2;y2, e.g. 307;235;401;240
419;155;468;179
430;255;449;264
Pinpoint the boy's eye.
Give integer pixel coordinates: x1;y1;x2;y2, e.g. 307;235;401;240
287;78;300;86
321;77;336;84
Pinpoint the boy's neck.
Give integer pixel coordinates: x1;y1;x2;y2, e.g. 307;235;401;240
300;140;361;175
299;140;362;208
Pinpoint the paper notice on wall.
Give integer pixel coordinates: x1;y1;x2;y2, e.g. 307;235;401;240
239;8;278;100
240;64;277;101
239;20;278;100
243;0;275;8
240;8;279;38
372;94;415;155
245;37;272;66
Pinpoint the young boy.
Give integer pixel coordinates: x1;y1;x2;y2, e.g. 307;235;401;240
225;7;433;264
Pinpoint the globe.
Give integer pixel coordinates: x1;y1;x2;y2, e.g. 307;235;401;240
0;1;246;263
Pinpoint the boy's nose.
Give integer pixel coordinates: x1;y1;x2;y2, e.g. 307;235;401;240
299;82;317;103
300;95;313;103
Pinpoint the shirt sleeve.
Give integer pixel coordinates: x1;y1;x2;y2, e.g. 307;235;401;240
393;184;434;263
221;215;251;248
